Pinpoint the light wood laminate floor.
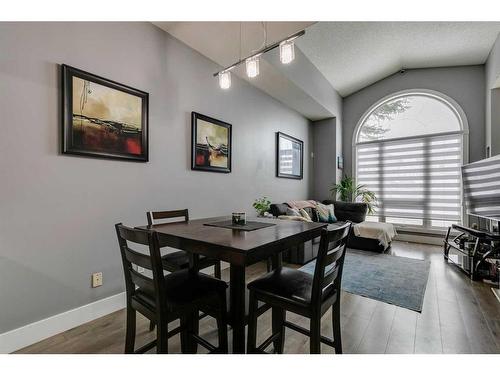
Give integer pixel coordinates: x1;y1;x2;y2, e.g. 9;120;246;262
16;241;500;354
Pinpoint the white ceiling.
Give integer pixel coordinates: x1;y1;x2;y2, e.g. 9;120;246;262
297;22;500;96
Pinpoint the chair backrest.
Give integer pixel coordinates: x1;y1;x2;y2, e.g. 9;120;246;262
311;222;351;305
322;200;367;223
115;223;168;315
146;209;189;226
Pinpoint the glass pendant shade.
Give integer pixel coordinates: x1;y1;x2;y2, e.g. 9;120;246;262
219;71;231;89
245;57;260;78
279;40;295;64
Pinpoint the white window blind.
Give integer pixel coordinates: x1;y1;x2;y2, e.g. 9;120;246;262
356;132;463;225
462;155;500;220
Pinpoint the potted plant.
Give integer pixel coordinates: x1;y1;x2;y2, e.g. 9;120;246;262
330;176;377;214
252;196;271;217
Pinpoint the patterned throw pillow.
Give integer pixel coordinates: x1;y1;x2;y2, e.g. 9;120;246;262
299;208;313;222
316;202;337;223
302;207;318;222
285;207;301;217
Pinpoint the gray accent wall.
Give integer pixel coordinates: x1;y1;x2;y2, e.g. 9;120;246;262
485;33;500;156
342;66;486;177
311;118;339;201
0;22;312;333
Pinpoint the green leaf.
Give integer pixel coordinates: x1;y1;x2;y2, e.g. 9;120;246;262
330;175;377;214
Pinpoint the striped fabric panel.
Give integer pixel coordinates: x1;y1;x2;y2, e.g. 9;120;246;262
356;133;463;223
462;155;500;220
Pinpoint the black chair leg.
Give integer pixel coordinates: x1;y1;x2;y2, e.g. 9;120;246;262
216;294;229;353
149;321;155;332
310;315;321;354
157;320;169;354
180;316;189;354
332;302;342;354
124;307;136;354
186;310;199;354
272;307;285;354
247;291;258;353
214;261;222;279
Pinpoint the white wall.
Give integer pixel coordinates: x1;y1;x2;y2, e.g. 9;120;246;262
485;33;500;156
0;22;312;334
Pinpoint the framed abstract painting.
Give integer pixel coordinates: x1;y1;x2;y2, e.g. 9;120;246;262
62;64;149;162
276;132;303;179
191;112;232;173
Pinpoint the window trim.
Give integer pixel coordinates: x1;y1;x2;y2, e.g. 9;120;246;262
352;89;470;231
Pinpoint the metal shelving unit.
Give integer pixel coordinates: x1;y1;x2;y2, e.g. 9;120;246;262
443;224;500;281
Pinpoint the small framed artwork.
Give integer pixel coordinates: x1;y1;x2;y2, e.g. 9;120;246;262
62;65;148;162
337;155;344;169
276;132;303;179
191;112;232;173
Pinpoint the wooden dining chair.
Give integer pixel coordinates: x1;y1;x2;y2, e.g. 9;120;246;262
146;209;223;332
115;223;228;354
246;222;351;354
146;209;222;279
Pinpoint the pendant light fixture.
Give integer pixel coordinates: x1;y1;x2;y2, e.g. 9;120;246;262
214;26;305;89
279;39;295;64
245;23;266;78
245;56;260;78
218;70;231;89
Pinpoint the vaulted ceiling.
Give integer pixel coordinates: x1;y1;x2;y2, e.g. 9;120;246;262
297;22;500;96
154;22;500;120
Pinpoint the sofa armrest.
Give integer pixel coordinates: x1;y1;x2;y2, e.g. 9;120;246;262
270;203;290;217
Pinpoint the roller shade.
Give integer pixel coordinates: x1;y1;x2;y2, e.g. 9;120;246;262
462;155;500;221
356;132;463;223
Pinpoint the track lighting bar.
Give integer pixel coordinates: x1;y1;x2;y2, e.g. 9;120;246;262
212;29;305;78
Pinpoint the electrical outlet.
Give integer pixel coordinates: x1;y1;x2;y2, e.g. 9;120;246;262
137;266;145;273
92;272;103;288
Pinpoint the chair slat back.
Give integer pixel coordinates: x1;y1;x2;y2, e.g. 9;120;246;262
115;223;168;314
130;268;156;295
124;247;154;270
147;209;189;226
311;223;351;304
321;264;340;289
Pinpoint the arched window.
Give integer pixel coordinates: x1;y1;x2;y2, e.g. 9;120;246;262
353;90;469;229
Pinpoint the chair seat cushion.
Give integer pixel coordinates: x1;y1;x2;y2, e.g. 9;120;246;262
247;267;314;306
161;250;191;269
161;250;210;269
134;269;227;309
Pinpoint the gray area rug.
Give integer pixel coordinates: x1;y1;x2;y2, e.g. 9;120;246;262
299;249;430;312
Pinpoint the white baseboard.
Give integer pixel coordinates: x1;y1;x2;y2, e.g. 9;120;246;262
0;292;126;354
0;262;229;354
492;288;500;304
395;233;444;246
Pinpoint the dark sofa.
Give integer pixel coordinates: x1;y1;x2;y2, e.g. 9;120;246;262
270;200;387;264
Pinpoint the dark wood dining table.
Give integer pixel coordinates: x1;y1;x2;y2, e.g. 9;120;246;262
138;216;327;353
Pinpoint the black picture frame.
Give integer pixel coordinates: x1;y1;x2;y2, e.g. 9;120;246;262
337;155;344;170
61;64;149;162
191;112;232;173
276;132;303;179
